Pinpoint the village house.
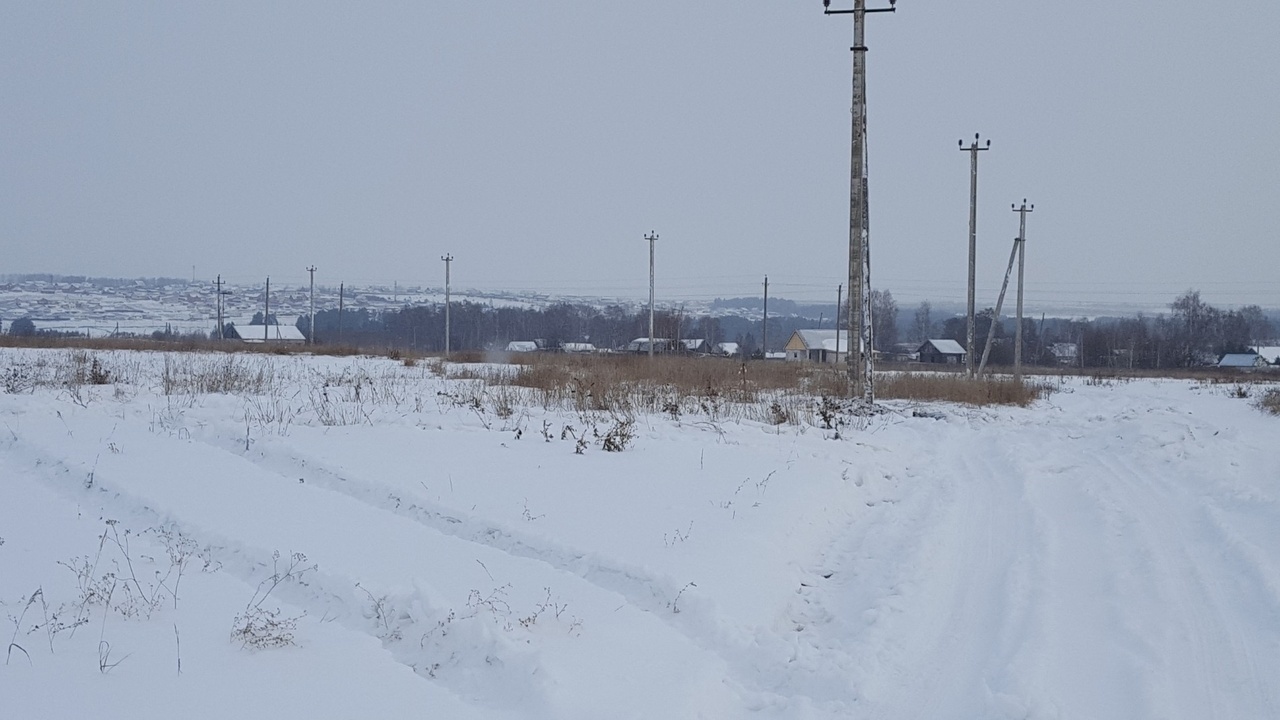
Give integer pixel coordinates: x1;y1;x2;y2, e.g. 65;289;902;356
713;341;740;357
1217;352;1269;370
1252;346;1280;366
559;342;597;354
227;323;307;345
679;338;710;354
784;329;847;364
916;338;967;365
626;338;676;354
1049;342;1079;365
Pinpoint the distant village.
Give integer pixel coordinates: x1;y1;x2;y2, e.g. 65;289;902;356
1;275;1278;371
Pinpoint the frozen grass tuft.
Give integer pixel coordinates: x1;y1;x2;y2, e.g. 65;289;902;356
1255;388;1280;416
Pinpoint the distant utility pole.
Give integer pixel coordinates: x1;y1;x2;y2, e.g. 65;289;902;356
441;254;453;356
960;132;991;378
307;265;317;345
263;277;270;342
337;282;345;346
645;231;657;359
215;275;224;340
835;283;844;363
762;275;769;358
215;275;233;340
1013;199;1033;383
823;0;897;403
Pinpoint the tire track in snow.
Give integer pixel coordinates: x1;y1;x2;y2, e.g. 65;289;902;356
1015;435;1155;719
769;420;1042;718
1090;443;1278;719
211;431;813;703
1009;399;1279;720
857;432;1039;719
0;425;549;716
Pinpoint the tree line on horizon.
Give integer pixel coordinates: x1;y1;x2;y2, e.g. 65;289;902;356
5;289;1274;369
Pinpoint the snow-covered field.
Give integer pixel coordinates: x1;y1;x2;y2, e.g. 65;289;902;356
1;349;1277;719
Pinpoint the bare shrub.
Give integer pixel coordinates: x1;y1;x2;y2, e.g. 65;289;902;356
231;551;313;650
231;607;299;650
600;415;635;452
489;385;519;419
1256;388;1280;416
162;353;272;397
57;520;197;622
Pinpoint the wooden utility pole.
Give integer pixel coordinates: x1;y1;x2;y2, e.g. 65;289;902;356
823;0;895;402
960;133;991;378
1013;199;1033;383
645;232;657;359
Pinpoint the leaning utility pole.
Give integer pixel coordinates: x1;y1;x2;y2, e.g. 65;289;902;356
976;236;1019;376
823;0;896;402
441;254;453;356
645;231;657;359
762;275;769;358
306;265;317;345
960;133;991;377
1013;199;1033;383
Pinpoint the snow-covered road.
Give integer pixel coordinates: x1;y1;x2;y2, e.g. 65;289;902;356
1;350;1277;719
801;382;1280;719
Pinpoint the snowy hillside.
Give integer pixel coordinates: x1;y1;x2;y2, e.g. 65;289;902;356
1;349;1278;719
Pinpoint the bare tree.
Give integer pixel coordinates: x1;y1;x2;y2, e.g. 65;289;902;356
870;289;898;351
1169;290;1218;366
912;301;932;342
1239;305;1274;346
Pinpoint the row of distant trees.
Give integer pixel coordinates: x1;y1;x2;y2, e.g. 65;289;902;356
5;289;1272;369
295;303;801;357
893;290;1273;369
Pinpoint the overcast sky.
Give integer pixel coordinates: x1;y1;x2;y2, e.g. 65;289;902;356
2;1;1278;312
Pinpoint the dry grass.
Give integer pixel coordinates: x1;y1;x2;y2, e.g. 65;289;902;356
877;372;1053;407
0;334;370;358
443;354;1051;411
496;355;805;406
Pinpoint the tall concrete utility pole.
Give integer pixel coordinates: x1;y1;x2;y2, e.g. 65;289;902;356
645;232;657;359
1013;199;1033;383
337;283;344;345
823;0;896;403
441;254;453;356
306;265;317;345
960;132;991;377
762;276;769;358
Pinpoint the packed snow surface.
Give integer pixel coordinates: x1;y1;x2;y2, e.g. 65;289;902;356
1;349;1277;719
